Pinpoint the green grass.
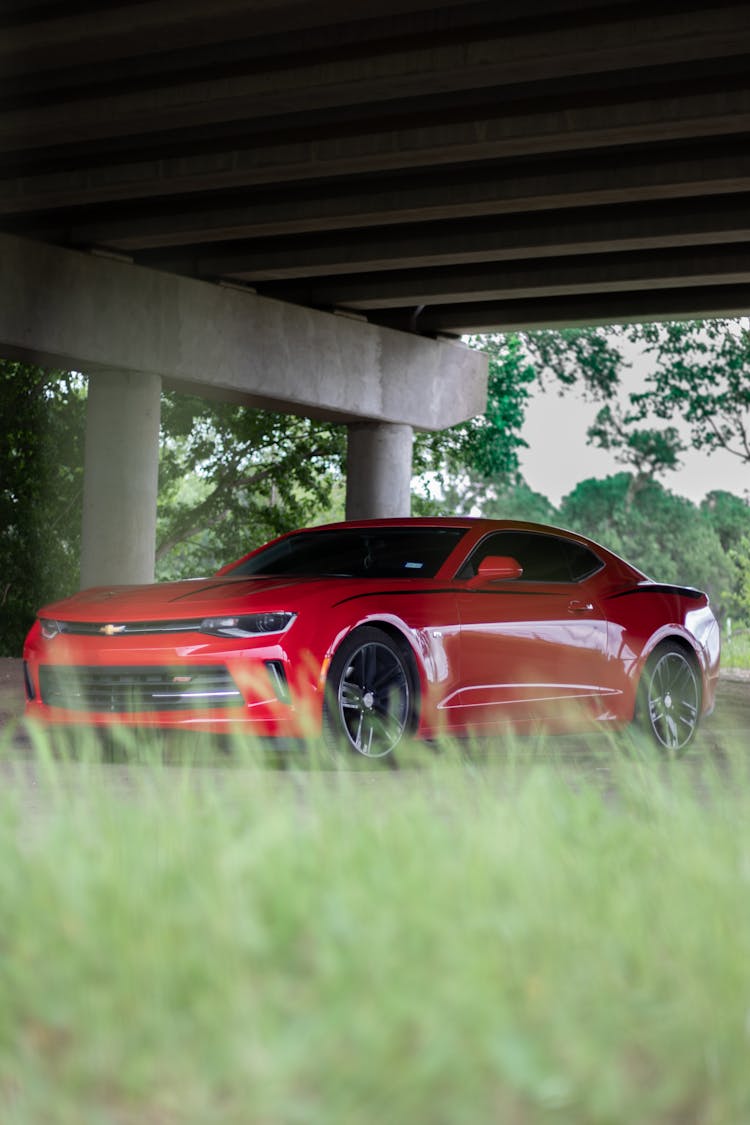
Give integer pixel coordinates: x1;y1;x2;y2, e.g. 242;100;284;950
723;629;750;670
1;728;750;1123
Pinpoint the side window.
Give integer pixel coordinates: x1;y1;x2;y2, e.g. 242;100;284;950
456;531;602;583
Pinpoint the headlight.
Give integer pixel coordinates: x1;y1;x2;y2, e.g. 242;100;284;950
200;612;295;638
40;619;62;640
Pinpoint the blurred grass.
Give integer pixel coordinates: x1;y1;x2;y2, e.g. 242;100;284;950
1;728;750;1124
724;630;750;670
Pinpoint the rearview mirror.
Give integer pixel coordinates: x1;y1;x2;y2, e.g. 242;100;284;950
470;555;523;583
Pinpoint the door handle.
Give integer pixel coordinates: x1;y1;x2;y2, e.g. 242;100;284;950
568;600;594;614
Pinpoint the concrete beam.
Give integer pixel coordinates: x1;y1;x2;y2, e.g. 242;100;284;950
387;284;750;334
291;244;750;311
66;140;750;250
0;231;487;430
4;7;747;151
144;197;750;282
5;85;750;213
0;0;461;75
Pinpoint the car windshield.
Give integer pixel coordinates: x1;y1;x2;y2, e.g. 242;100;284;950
228;527;467;579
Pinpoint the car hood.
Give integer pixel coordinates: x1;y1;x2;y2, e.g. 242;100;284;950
37;575;335;622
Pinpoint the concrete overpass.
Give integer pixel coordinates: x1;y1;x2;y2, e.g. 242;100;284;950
2;0;749;583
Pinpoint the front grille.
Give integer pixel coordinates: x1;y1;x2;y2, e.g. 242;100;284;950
39;665;243;713
48;620;203;636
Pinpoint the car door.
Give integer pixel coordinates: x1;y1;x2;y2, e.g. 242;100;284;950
445;530;618;733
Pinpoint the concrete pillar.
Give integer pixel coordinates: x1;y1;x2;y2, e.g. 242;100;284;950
345;421;413;520
80;369;162;588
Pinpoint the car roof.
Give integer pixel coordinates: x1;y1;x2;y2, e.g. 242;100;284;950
304;516;586;539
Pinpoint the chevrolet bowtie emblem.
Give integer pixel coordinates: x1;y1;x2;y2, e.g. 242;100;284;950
100;623;126;635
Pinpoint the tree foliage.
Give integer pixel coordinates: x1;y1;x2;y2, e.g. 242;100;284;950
156;394;346;579
413;334;536;491
586;403;686;504
516;326;627;399
731;536;750;622
476;319;750;481
629;319;750;464
0;361;86;654
558;473;736;620
701;489;750;554
421;468;558;525
420;327;631;510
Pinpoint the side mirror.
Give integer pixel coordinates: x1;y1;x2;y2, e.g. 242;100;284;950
469;555;524;584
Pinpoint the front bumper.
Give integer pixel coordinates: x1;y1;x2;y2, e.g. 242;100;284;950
22;629;321;736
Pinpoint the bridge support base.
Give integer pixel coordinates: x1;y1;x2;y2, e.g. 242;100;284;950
80;369;162;588
345;421;414;520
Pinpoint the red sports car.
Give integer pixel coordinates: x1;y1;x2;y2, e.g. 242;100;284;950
23;518;720;756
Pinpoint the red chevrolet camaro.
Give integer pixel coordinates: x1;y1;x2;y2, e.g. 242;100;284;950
23;518;720;756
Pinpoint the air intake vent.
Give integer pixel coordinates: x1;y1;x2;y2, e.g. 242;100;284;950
39;665;242;713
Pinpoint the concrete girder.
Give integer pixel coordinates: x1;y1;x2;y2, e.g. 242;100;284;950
3;6;748;152
144;198;750;283
384;284;750;335
279;244;750;311
0;0;464;75
61;140;750;251
0;231;487;430
4;86;750;213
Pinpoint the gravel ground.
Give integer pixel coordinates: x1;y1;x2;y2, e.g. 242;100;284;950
0;657;23;726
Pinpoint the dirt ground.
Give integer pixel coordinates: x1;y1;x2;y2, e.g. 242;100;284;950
0;657;23;725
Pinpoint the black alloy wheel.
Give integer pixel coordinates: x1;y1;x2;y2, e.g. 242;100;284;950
640;642;701;753
323;627;414;758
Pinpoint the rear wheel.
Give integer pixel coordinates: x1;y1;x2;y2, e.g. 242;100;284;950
638;642;701;754
323;627;414;758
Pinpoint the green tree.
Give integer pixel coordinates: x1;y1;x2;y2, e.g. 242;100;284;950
156;394;346;579
559;473;735;619
628;319;750;464
731;535;750;622
413;334;536;494
587;405;685;477
422;470;558;524
586;402;686;505
517;325;627;399
415;328;626;515
702;492;750;621
0;361;86;654
701;490;750;554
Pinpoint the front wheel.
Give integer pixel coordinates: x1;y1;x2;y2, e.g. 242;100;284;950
322;627;415;758
638;642;702;754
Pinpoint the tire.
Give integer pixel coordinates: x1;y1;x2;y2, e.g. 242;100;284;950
322;627;415;758
638;641;702;754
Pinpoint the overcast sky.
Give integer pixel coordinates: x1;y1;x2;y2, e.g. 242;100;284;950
519;351;749;508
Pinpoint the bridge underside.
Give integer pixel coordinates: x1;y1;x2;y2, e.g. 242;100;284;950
2;0;748;331
2;0;749;583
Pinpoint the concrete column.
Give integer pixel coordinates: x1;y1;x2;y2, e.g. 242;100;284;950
80;369;162;588
345;421;413;520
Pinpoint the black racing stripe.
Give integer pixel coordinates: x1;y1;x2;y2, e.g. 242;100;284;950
331;587;565;607
169;577;300;601
607;583;704;601
332;588;456;607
